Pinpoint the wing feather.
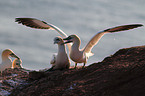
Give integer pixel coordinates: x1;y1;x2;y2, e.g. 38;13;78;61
15;18;53;29
15;18;67;37
83;24;143;54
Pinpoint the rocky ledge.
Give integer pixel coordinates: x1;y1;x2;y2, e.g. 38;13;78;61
0;68;28;96
2;45;145;96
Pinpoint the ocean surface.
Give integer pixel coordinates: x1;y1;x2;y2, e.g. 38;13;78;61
0;0;145;70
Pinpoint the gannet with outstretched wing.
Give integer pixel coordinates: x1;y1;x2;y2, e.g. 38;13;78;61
63;24;143;68
49;36;70;70
0;49;20;72
15;18;71;51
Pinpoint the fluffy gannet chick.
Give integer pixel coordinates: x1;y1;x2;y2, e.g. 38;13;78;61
50;53;57;67
64;24;143;68
12;58;22;69
49;36;70;70
0;49;19;72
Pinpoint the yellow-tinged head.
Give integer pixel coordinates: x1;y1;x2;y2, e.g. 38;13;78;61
54;36;64;45
2;49;19;59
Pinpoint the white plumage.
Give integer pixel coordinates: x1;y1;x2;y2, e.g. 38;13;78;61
49;36;70;70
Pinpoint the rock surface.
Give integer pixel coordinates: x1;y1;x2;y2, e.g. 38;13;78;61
0;68;29;96
2;45;145;96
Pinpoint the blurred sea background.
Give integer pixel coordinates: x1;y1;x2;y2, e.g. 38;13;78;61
0;0;144;70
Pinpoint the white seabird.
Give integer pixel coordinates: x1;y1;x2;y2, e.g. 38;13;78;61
15;17;71;51
49;36;70;70
0;49;19;72
63;24;143;68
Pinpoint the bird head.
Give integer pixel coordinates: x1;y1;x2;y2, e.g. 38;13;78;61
2;49;19;59
54;36;64;45
63;34;79;44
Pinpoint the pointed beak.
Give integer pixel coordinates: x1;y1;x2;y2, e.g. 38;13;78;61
10;53;20;59
63;36;71;40
63;40;73;44
63;36;73;44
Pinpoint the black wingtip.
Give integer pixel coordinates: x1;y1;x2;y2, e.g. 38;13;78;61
15;18;22;24
15;17;34;22
15;17;50;29
133;24;143;27
104;24;143;32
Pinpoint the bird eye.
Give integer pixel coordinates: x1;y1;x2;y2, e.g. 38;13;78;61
56;38;60;41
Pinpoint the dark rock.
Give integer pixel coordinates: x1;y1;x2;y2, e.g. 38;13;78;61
10;45;145;96
0;68;29;96
29;71;46;80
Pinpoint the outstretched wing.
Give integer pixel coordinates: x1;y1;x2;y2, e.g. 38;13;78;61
15;18;67;37
15;17;71;51
83;24;143;54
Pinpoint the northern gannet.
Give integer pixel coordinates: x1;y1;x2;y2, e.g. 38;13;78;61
0;49;20;72
63;24;143;68
15;17;71;51
49;36;70;70
12;58;31;73
12;58;22;69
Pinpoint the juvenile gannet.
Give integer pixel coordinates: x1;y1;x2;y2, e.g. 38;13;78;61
49;36;70;70
15;17;71;51
12;58;31;73
0;49;19;72
12;58;22;69
63;24;143;68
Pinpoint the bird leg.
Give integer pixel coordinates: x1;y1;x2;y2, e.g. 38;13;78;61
82;63;86;68
74;63;77;69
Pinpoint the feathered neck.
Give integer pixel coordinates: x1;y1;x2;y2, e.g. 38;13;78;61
72;37;81;51
58;44;66;53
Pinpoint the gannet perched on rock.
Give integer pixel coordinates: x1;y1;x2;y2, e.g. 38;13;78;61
12;58;22;69
49;36;70;70
0;49;19;72
63;24;143;68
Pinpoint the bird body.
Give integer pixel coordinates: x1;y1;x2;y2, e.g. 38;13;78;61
69;38;86;63
50;36;70;70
